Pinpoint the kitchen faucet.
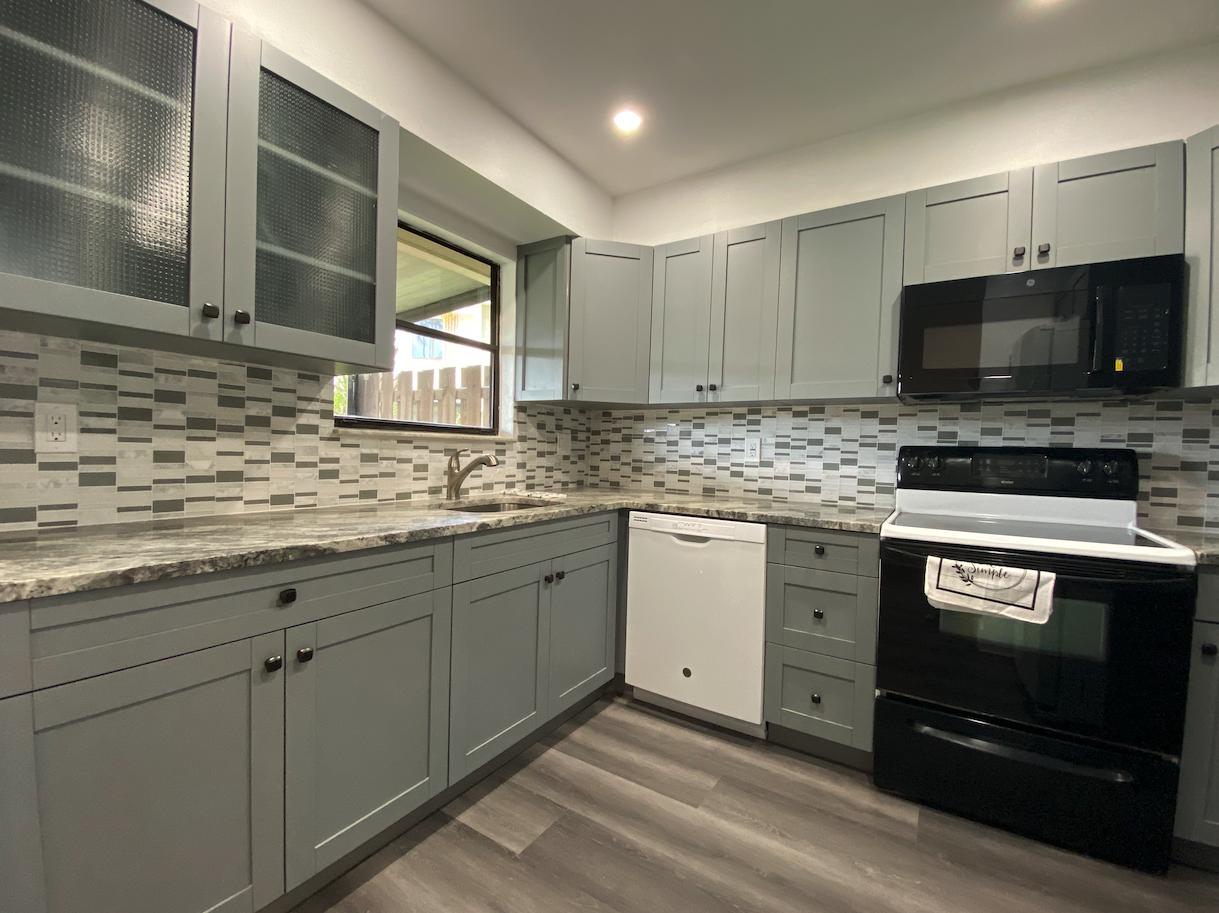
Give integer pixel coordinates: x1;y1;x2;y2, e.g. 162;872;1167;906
445;449;500;499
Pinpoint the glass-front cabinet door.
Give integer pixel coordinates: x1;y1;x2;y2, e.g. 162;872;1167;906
0;0;230;338
224;32;398;371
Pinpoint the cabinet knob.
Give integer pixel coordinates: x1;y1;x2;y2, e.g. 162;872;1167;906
571;382;580;392
1013;246;1026;258
813;609;825;620
201;302;220;319
279;587;297;605
696;384;704;393
1037;243;1051;256
881;374;894;385
555;570;566;581
814;545;826;556
233;309;252;325
811;693;822;705
682;667;692;678
544;573;555;584
709;383;718;392
1203;643;1218;657
296;646;314;663
264;655;283;673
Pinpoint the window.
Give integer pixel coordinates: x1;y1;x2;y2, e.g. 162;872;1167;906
334;225;499;434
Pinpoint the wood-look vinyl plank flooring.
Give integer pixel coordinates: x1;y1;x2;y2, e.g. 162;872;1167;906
300;697;1219;913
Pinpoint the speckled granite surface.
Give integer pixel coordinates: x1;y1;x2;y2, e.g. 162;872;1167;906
0;490;891;603
1148;528;1219;568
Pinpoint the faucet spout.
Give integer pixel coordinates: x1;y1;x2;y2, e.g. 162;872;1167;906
445;450;500;500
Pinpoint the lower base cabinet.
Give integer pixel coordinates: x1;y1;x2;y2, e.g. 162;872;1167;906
284;590;451;890
0;633;287;913
450;544;617;781
764;643;875;751
1177;620;1219;847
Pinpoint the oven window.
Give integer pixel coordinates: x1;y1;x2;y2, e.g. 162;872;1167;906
922;305;1083;370
938;597;1109;662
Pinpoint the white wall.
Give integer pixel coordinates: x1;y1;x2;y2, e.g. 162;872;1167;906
207;0;612;238
612;42;1219;246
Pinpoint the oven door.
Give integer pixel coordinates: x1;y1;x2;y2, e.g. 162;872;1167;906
877;539;1195;756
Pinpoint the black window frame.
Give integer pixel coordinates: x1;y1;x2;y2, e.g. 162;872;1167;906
335;222;501;436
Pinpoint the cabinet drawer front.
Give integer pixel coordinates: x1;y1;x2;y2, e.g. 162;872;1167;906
764;645;875;751
766;566;878;663
767;526;879;576
453;512;618;582
29;540;452;689
1197;570;1219;624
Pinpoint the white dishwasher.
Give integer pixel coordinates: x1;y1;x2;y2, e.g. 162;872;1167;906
625;512;767;731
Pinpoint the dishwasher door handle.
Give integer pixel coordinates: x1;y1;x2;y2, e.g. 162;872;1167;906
670;533;714;545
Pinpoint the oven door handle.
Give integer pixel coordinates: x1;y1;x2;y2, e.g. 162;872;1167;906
912;722;1135;784
883;544;1188;586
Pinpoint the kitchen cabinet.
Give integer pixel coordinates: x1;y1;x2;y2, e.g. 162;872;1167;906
0;633;286;913
649;236;714;403
764;644;875;751
515;236;572;401
775;196;905;399
449;562;552;780
1185;124;1219;388
548;544;617;715
568;238;654;402
0;0;230;341
284;590;451;889
904;169;1033;284
709;221;782;402
224;30;399;370
1176;620;1219;848
1031;142;1184;270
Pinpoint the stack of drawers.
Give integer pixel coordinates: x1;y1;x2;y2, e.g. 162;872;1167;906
763;526;880;752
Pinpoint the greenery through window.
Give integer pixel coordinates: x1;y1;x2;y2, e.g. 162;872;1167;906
334;225;499;433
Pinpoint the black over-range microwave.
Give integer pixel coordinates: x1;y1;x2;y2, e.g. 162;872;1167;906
895;254;1184;400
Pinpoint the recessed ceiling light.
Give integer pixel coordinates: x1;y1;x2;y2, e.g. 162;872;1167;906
612;108;643;135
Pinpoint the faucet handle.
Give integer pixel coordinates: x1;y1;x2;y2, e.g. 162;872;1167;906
448;448;469;470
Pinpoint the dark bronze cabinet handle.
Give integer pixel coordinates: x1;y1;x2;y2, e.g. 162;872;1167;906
201;302;220;319
264;655;283;673
813;609;825;619
296;647;314;663
1037;243;1051;256
571;382;580;392
814;545;826;556
811;693;822;705
233;309;252;325
279;587;297;605
544;573;555;584
709;383;718;392
1013;246;1026;258
881;374;893;385
1203;643;1218;657
696;384;704;392
555;570;566;581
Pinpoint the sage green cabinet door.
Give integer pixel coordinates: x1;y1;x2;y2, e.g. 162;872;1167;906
708;221;781;402
1176;622;1219;847
549;545;617;715
0;0;230;342
515;236;572;401
775;196;905;400
1032;142;1184;270
1185;125;1219;388
649;236;714;403
450;563;551;780
225;31;399;370
568;238;654;403
0;634;285;913
904;169;1033;284
284;590;451;889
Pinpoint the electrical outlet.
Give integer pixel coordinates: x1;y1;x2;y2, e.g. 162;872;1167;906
35;403;78;454
744;435;761;464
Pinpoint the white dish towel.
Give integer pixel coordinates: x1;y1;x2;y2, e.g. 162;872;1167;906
924;556;1055;625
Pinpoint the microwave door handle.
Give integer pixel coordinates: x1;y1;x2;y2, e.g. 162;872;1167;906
911;722;1135;784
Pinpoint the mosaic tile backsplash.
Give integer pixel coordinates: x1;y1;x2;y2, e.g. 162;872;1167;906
2;330;1217;535
0;332;587;531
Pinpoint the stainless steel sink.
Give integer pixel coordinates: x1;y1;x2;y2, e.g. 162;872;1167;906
446;499;552;513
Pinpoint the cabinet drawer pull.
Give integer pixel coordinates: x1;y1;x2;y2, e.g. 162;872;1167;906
696;384;704;393
279;587;298;605
201;302;220;319
1037;243;1051;256
544;573;555;584
813;609;825;620
810;693;822;705
1203;643;1218;657
264;655;283;673
814;545;826;556
1013;246;1026;258
881;374;893;385
709;383;718;392
555;570;566;581
233;309;252;325
296;646;314;663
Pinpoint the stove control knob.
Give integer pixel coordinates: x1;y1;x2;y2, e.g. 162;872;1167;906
926;455;943;473
1076;459;1094;477
1102;460;1119;478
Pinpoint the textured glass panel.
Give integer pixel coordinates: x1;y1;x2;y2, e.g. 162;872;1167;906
0;0;192;305
256;249;375;343
258;71;378;189
255;70;379;341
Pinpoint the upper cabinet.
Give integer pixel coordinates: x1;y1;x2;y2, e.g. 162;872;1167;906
1185;124;1219;388
775;197;905;400
0;0;398;372
649;236;714;404
0;0;230;339
224;32;398;370
1031;141;1184;269
515;236;571;401
904;170;1033;284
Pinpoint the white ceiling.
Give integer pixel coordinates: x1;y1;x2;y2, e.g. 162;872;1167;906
364;0;1219;196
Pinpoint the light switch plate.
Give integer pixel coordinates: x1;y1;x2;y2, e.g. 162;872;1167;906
35;403;78;454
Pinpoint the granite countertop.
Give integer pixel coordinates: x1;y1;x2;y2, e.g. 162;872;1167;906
0;490;891;603
1148;528;1219;568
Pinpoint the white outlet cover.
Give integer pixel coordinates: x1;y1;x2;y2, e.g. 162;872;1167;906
744;435;761;464
35;402;78;454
